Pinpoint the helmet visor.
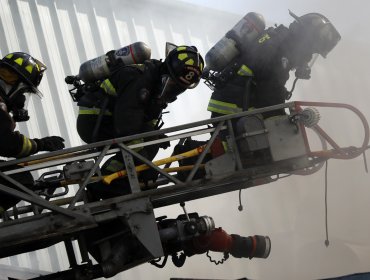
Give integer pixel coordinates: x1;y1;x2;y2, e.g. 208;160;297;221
33;57;47;86
8;82;42;104
17;83;43;98
315;23;341;58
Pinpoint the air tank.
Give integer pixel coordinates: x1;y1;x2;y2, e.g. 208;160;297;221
78;41;151;82
205;12;265;72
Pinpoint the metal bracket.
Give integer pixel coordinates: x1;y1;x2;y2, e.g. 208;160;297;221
64;161;96;181
116;198;163;258
121;150;141;193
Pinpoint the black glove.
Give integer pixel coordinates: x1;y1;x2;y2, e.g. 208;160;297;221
34;136;65;152
157;135;171;149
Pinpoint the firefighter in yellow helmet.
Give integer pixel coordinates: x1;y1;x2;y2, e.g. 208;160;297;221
0;52;65;212
74;45;204;199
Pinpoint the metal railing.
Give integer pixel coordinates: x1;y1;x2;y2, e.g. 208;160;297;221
0;101;368;260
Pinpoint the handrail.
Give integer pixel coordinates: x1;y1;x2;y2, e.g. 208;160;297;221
295;101;369;160
0;101;367;220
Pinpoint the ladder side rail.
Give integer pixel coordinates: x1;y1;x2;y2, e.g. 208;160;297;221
0;102;295;170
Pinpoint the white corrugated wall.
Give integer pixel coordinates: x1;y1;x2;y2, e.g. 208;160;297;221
1;0;370;279
0;0;236;278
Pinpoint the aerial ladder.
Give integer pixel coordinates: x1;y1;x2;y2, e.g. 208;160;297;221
0;101;368;279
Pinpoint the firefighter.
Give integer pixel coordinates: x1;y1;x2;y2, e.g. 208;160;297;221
206;11;341;119
75;45;204;199
0;52;65;213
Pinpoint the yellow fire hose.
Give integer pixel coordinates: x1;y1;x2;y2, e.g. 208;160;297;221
102;145;206;185
43;164;204;206
58;165;204;187
18;150;90;167
33;145;206;188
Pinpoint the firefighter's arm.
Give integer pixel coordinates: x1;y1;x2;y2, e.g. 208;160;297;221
0;104;37;158
113;77;147;137
0;103;65;158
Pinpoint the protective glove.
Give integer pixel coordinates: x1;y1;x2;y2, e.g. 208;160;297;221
34;136;65;152
140;169;159;185
157;134;171;150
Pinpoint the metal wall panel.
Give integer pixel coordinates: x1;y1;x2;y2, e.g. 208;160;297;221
0;0;238;277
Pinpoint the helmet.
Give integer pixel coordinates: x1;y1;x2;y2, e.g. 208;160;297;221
0;53;46;120
289;11;341;58
165;46;204;89
0;52;47;91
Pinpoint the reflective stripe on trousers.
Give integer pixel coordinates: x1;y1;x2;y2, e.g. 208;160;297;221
78;107;112;116
207;99;243;115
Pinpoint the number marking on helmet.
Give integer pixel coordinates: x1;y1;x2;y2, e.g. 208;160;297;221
185;71;195;81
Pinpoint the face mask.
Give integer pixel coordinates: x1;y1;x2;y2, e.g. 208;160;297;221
158;76;185;104
11;93;30;122
0;79;14;97
12;107;30;122
7;83;33;122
